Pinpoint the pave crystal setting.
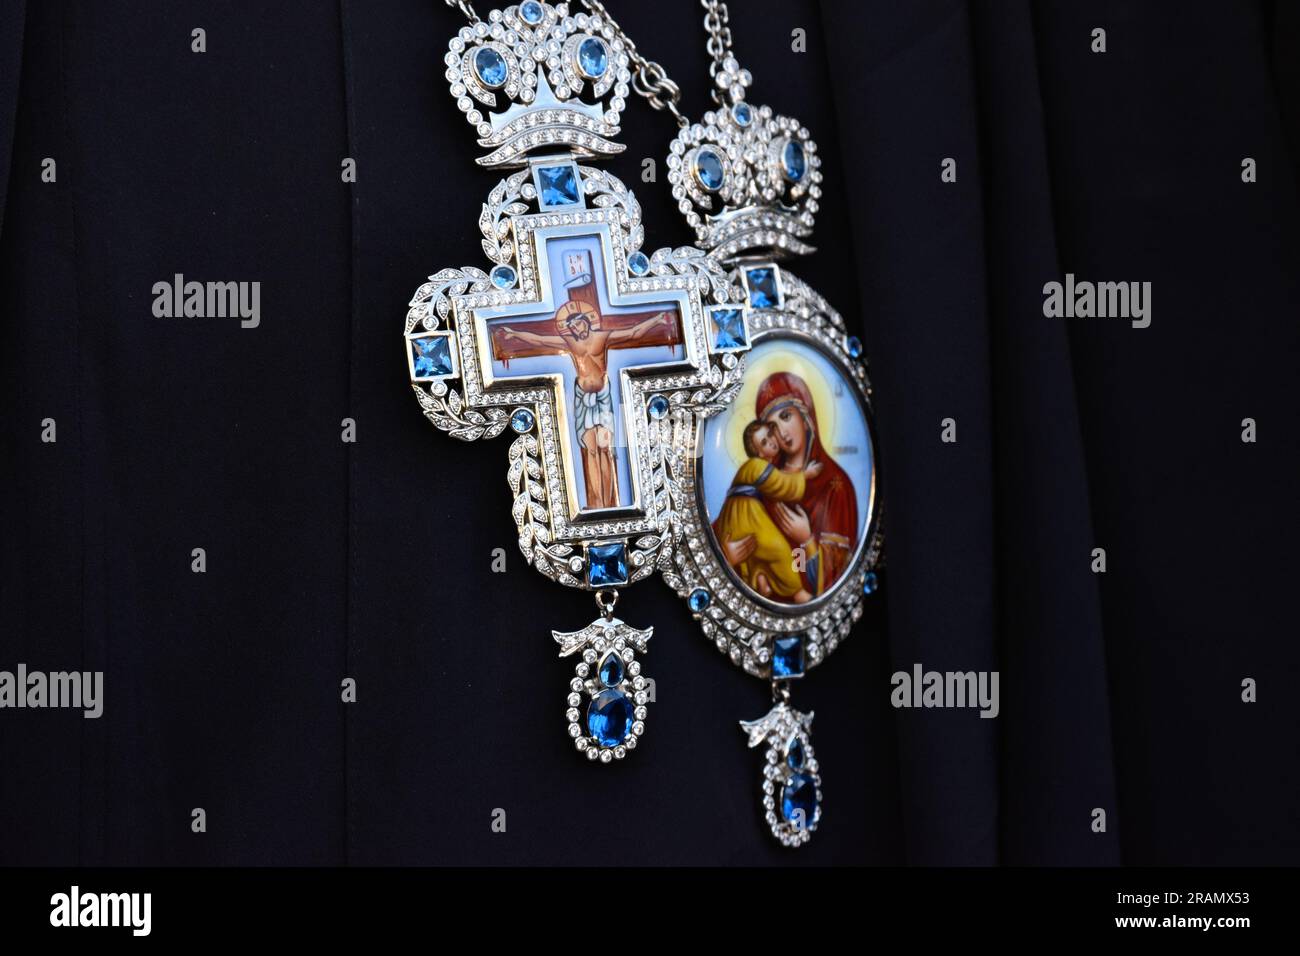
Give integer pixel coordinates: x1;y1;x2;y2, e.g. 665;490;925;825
555;616;652;761
666;59;821;259
445;4;635;168
741;702;821;846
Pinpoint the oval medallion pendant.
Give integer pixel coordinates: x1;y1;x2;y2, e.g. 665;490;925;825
658;57;883;841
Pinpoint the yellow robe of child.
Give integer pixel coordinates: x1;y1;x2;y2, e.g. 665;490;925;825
713;458;808;599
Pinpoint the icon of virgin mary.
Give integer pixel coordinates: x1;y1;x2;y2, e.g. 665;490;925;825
713;371;859;604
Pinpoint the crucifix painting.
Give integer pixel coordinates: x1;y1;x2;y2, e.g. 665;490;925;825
486;240;684;511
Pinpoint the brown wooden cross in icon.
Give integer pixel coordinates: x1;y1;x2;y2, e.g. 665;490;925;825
489;247;682;511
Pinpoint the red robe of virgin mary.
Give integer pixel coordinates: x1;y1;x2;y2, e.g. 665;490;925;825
754;371;859;597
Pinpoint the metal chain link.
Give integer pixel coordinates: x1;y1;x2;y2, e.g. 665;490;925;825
700;0;734;102
443;0;482;25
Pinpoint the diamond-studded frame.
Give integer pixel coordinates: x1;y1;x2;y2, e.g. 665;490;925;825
460;215;713;530
405;163;749;592
661;268;883;678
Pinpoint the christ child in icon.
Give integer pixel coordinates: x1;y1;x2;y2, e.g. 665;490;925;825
712;419;823;603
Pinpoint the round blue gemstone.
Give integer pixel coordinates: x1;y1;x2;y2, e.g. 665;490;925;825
781;772;818;827
627;250;650;276
863;570;878;595
510;408;535;433
520;1;544;25
587;689;634;747
786;736;805;770
693;147;725;191
846;335;863;359
474;47;508;88
490;264;517;289
647;395;669;420
732;102;753;127
598;651;625;687
688;588;710;612
576;37;608;79
781;139;807;183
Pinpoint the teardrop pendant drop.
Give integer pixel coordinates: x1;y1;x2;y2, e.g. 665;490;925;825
740;700;822;846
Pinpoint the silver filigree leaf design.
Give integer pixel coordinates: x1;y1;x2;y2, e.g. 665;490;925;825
480;169;531;265
507;430;581;586
407;267;491;333
413;383;509;442
509;432;542;562
647;245;730;303
580;166;643;252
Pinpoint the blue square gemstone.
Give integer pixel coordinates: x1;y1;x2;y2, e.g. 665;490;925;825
711;308;748;351
411;336;453;378
536;164;580;207
772;634;806;679
587;542;629;587
745;266;781;309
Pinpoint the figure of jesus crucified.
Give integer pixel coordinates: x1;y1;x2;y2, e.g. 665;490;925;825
494;298;679;509
491;300;681;512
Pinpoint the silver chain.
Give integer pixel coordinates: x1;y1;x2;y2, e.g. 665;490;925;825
700;0;734;103
443;0;481;25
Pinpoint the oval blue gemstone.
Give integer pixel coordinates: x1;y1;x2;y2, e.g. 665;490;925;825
693;148;725;191
491;264;517;289
732;102;753;127
510;408;535;433
863;570;878;595
782;140;807;183
688;588;710;612
520;1;544;25
598;651;625;687
577;37;608;79
587;689;634;747
846;335;863;359
786;736;805;770
474;47;508;88
627;250;650;276
647;395;669;420
781;772;818;827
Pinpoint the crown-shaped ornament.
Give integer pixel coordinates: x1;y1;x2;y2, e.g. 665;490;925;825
444;1;633;168
666;57;821;260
